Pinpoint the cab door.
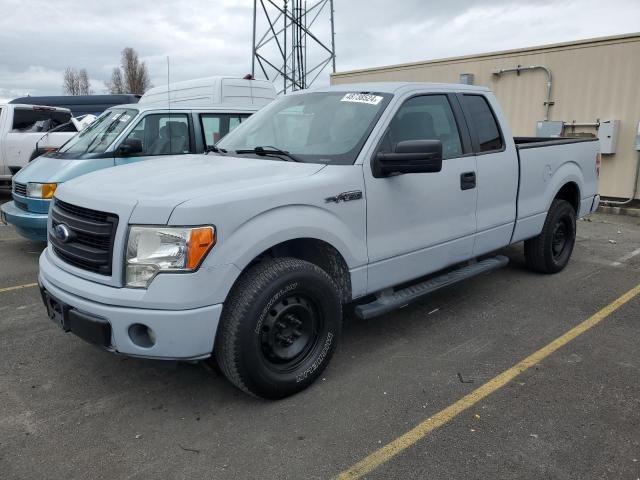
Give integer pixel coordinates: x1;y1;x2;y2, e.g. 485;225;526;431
364;93;478;293
456;93;518;256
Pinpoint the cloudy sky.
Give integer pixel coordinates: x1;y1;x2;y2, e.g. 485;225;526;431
0;0;638;102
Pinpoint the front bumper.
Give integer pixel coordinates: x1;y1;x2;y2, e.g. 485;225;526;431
39;253;222;361
0;201;48;242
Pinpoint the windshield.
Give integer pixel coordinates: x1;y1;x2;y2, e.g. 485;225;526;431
57;108;138;155
217;91;392;164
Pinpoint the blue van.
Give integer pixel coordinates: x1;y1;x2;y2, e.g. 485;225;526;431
1;77;277;241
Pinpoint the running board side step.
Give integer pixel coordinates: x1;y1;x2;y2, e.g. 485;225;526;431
355;255;509;319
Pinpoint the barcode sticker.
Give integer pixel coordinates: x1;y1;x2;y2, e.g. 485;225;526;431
340;93;383;105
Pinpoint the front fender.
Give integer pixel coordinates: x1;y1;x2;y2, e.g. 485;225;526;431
211;203;366;270
201;204;368;303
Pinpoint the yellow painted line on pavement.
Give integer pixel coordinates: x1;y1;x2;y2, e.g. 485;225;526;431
0;283;38;294
336;282;640;480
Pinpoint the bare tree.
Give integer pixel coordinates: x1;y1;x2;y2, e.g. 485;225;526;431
63;67;80;95
63;67;92;95
107;47;151;94
107;67;124;94
78;69;93;95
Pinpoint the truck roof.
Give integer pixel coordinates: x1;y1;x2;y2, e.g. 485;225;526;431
309;81;491;95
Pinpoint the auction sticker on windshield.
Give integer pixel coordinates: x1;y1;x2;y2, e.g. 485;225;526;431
341;93;383;105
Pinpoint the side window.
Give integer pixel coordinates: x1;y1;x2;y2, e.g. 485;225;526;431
461;95;503;152
50;111;72;128
200;113;249;148
379;95;462;159
122;113;191;156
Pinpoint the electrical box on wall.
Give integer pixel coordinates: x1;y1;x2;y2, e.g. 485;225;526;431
598;120;620;154
459;73;474;85
536;121;564;137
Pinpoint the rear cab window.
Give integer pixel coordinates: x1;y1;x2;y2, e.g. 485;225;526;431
460;95;504;153
11;108;72;133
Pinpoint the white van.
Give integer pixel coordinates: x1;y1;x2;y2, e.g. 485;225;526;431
139;76;277;108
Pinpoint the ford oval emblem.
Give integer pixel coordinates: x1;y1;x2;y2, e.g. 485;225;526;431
54;224;72;243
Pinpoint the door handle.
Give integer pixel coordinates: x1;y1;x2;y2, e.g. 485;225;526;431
460;171;476;190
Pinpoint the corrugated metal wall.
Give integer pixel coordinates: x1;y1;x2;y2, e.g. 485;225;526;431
331;34;640;200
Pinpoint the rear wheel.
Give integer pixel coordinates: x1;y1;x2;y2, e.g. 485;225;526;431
214;257;342;399
524;199;576;274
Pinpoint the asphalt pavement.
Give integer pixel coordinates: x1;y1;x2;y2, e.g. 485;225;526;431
1;190;639;479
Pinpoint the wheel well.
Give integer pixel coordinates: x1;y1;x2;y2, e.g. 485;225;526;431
554;182;580;213
244;238;352;303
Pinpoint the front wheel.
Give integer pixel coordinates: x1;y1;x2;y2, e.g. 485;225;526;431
214;257;342;399
524;199;577;274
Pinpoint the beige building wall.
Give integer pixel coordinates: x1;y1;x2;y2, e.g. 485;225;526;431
331;33;640;200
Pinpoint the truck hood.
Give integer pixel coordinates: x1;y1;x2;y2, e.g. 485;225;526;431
55;154;326;224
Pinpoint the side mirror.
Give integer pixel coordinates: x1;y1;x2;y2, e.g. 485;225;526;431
373;139;443;178
117;138;143;156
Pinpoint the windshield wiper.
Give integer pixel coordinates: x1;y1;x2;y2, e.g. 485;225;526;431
234;146;302;163
206;145;227;154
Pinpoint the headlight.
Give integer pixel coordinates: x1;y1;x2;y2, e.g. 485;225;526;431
26;182;57;199
125;226;216;288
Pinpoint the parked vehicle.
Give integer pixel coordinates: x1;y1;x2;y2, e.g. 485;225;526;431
0;104;83;188
10;94;140;117
2;77;276;241
37;83;600;399
138;76;277;107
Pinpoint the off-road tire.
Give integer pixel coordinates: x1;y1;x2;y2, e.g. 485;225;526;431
524;199;576;274
214;257;342;399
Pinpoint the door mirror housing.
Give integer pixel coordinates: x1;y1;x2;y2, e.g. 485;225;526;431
373;139;443;178
117;138;143;156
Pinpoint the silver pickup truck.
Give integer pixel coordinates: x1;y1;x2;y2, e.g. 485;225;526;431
38;82;600;398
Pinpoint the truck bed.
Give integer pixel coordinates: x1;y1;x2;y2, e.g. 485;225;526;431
511;135;599;244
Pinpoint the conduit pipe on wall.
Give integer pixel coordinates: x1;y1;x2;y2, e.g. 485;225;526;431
492;65;554;121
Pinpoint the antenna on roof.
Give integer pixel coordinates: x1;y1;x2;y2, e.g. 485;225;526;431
167;56;172;153
167;56;171;110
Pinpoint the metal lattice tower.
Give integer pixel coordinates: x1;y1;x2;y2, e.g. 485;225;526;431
251;0;336;94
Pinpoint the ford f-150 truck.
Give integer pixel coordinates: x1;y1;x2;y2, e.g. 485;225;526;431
38;82;600;399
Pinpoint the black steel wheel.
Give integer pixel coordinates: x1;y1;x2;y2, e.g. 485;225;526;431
214;257;342;399
259;294;322;372
525;199;577;274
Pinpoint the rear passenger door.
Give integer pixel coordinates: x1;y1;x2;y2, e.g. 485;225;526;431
457;93;518;256
364;93;478;293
